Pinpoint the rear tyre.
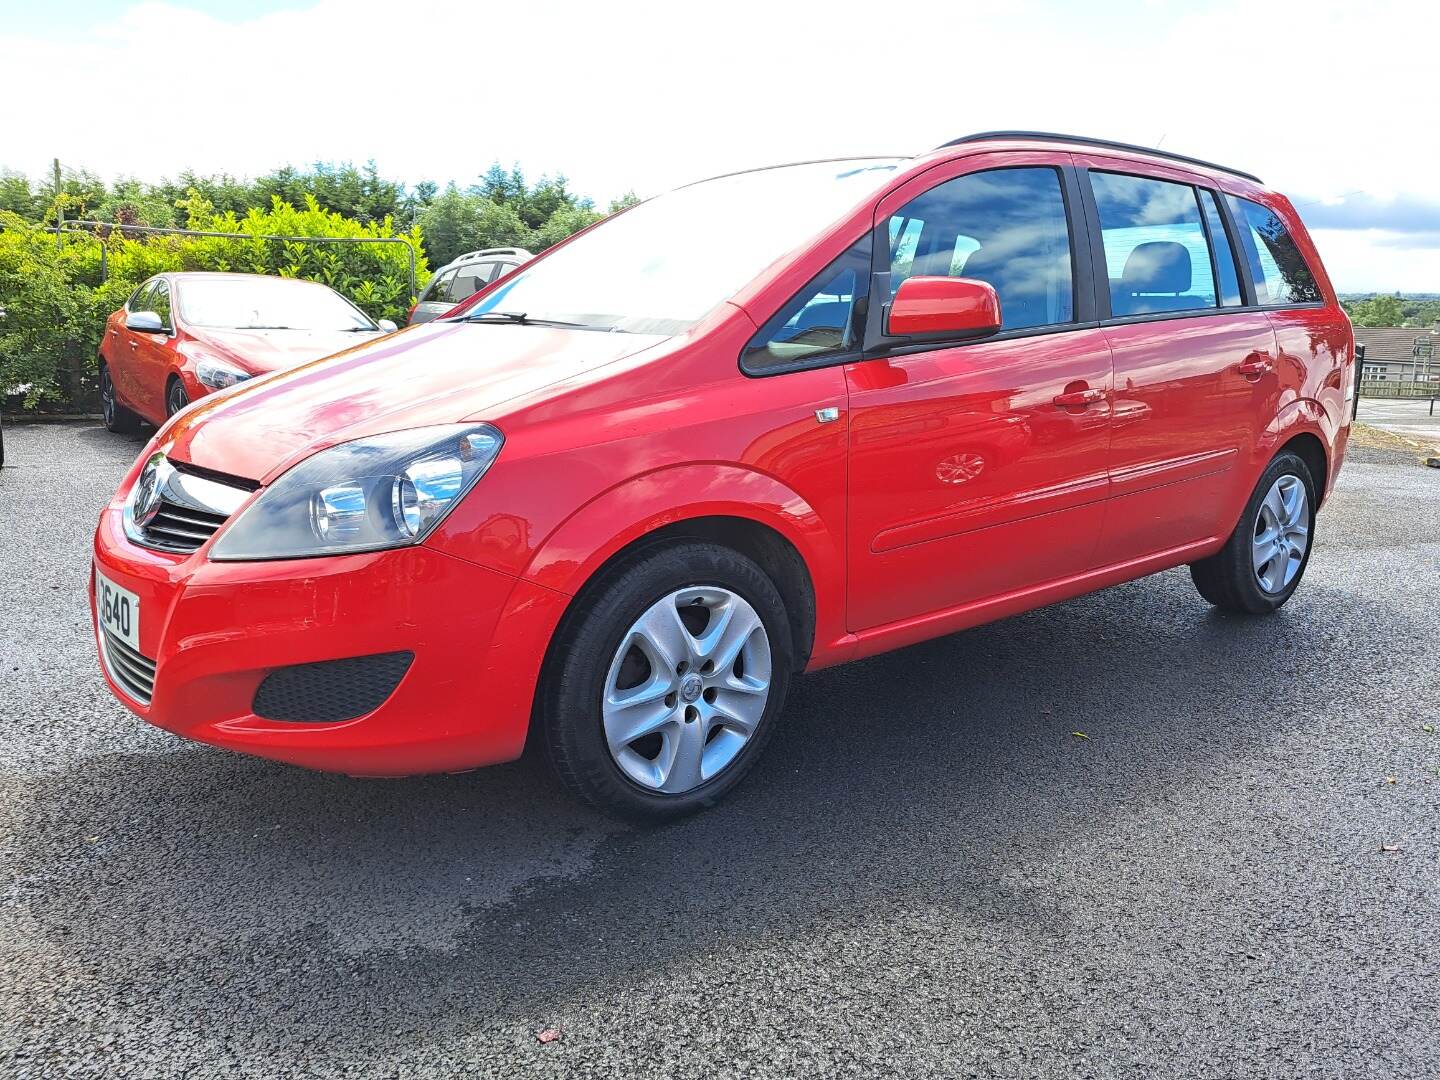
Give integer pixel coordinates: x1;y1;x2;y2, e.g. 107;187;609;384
539;542;794;821
1189;450;1316;615
165;377;191;418
100;365;142;434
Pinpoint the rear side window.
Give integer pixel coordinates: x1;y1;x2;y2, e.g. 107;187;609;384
885;167;1073;331
1227;196;1322;305
1090;172;1216;316
742;237;871;373
1200;192;1244;307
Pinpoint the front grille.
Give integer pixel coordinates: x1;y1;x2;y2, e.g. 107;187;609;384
138;499;230;552
102;631;158;704
253;652;415;723
128;457;254;555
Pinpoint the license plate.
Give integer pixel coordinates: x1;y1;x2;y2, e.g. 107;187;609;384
95;568;141;652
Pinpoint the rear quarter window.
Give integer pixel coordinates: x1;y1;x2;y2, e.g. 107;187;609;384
1227;196;1323;305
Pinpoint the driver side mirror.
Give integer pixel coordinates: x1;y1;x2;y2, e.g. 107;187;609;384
886;276;1001;339
377;319;398;334
125;310;166;334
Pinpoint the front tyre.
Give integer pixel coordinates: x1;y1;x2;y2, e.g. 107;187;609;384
1189;450;1316;615
539;543;793;821
166;377;191;418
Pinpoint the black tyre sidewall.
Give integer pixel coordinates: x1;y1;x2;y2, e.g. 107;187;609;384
541;543;794;822
1214;451;1317;614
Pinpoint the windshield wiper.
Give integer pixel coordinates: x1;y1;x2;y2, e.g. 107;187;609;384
463;310;611;331
236;324;294;330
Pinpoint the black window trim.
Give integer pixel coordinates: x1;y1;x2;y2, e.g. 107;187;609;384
737;161;1333;380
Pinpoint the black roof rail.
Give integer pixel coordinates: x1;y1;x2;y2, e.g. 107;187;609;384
936;131;1262;184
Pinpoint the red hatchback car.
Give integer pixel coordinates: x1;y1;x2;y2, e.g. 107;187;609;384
98;272;395;430
91;133;1353;819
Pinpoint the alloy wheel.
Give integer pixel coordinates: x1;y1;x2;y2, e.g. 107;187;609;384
1252;474;1309;594
602;586;772;794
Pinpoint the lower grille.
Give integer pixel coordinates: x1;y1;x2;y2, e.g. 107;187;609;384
102;631;158;704
252;652;415;723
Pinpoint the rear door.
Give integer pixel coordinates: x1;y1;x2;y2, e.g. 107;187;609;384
842;153;1115;631
1076;158;1279;560
1226;193;1350;495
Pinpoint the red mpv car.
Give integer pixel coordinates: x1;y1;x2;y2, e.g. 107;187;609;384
91;133;1353;819
98;272;395;430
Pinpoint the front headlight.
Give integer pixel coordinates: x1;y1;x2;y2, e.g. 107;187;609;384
195;357;253;391
209;424;503;561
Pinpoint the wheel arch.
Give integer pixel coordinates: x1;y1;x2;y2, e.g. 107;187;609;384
1279;430;1328;502
523;464;844;673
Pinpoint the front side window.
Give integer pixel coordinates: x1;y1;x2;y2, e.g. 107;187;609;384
742;237;871;373
450;264;494;302
423;269;457;305
1091;172;1216;316
885;167;1074;331
127;280;154;311
1227;196;1322;305
149;281;173;331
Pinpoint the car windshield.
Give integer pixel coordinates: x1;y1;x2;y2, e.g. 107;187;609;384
178;277;377;331
464;159;904;335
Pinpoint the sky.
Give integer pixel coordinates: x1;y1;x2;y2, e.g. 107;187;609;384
1;0;1437;292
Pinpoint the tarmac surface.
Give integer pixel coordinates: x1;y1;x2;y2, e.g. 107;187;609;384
2;421;1437;1078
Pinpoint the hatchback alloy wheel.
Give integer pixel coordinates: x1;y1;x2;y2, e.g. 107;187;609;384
602;586;772;794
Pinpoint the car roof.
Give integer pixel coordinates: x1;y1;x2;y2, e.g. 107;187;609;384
925;131;1263;186
438;248;534;273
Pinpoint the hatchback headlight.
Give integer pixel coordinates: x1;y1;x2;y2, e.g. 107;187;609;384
209;424;503;561
195;357;253;391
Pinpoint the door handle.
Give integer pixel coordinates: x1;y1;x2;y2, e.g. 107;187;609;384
1238;354;1273;380
1052;386;1105;409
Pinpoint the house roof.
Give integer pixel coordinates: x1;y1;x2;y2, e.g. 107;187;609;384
1352;326;1440;361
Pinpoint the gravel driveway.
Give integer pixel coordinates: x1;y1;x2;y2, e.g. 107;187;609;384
2;422;1437;1079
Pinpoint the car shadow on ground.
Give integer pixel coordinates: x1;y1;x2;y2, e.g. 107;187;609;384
10;570;1396;1058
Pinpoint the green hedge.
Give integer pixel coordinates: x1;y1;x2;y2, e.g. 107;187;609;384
0;194;428;410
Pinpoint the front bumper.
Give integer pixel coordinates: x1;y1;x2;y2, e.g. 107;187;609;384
90;506;568;775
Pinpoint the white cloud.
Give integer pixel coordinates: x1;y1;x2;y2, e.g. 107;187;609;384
3;0;1438;290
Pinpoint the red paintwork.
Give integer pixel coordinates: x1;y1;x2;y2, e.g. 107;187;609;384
98;272;389;427
91;137;1353;777
888;275;1001;336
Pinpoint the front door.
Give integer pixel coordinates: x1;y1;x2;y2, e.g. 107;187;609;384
132;277;177;421
844;155;1114;632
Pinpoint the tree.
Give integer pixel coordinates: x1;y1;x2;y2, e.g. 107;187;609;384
0;171;37;218
416;187;528;267
1347;294;1405;327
